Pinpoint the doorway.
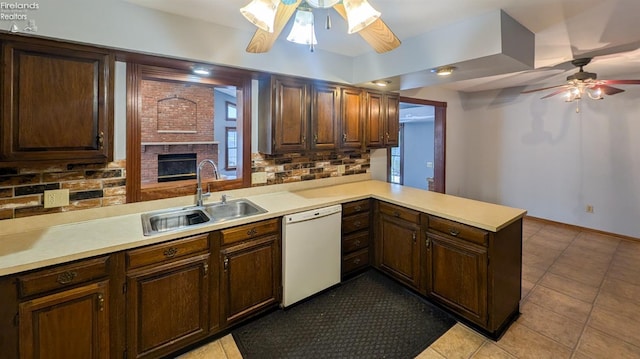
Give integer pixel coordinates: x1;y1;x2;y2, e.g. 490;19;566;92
388;97;446;193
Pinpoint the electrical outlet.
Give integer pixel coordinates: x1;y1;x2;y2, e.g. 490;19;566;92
251;172;267;184
337;165;346;174
585;204;594;213
44;189;69;208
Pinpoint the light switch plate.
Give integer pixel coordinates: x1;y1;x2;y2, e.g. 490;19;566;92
252;172;267;184
44;189;70;208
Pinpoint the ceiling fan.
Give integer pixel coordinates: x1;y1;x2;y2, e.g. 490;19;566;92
241;0;400;54
521;57;640;102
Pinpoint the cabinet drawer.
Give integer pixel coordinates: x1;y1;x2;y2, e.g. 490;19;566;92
342;249;369;274
343;231;370;253
126;233;209;270
342;199;370;216
17;256;110;298
220;218;280;246
378;202;421;224
428;215;488;246
342;212;370;234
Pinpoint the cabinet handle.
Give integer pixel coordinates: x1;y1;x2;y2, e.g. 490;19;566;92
302;135;306;144
97;131;104;150
247;228;258;236
354;205;362;211
385;132;390;141
203;263;209;277
97;293;105;312
223;257;229;271
392;211;400;217
354;221;361;228
425;237;431;249
313;134;318;143
342;133;347;141
163;247;178;258
354;240;361;247
56;271;77;285
353;258;361;265
412;232;417;242
448;228;460;236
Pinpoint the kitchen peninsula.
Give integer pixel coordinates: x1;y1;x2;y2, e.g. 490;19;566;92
0;177;526;358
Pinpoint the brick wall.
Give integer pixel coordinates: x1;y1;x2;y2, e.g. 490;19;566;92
0;160;126;220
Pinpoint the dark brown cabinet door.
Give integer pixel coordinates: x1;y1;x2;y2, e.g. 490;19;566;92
273;77;309;152
340;87;364;149
385;93;400;146
1;40;112;163
426;232;488;325
220;234;280;326
365;91;385;148
126;255;210;359
376;213;421;289
18;281;110;359
310;83;340;151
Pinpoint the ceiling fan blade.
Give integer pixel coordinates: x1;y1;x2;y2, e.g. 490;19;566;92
540;88;570;99
601;79;640;85
246;0;302;53
598;85;625;96
520;84;568;94
333;4;401;54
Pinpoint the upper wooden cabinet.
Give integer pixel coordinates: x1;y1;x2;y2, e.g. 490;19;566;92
340;87;365;149
1;38;113;164
310;82;340;151
365;91;399;148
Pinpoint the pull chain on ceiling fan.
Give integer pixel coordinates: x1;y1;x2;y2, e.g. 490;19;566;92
521;57;640;112
240;0;400;53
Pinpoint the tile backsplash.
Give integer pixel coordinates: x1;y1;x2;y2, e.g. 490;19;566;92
0;150;371;220
0;161;126;220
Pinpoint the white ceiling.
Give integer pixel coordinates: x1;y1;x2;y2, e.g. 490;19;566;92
124;0;640;92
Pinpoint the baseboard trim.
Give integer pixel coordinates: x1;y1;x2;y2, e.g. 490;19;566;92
524;215;639;242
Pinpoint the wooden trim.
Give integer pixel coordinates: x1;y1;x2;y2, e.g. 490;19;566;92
126;63;142;203
525;216;640;242
396;97;447;193
224;127;237;171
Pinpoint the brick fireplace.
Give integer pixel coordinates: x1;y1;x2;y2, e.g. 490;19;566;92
141;79;219;184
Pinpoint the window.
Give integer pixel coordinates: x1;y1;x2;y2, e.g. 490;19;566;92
389;124;402;184
126;61;252;202
225;127;237;170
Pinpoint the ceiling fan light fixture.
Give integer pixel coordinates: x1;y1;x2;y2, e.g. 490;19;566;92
240;0;280;33
343;0;381;34
287;7;317;46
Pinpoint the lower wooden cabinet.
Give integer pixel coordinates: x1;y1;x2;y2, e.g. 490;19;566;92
125;235;210;359
18;280;110;359
375;201;422;290
217;218;281;327
341;199;371;278
426;232;488;325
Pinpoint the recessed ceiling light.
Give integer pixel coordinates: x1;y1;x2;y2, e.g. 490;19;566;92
431;66;456;76
372;80;391;87
192;68;211;76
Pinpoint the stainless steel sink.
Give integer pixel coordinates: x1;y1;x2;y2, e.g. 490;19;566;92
141;207;211;236
203;199;267;222
141;199;267;236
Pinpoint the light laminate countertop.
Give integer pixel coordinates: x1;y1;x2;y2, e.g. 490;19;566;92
0;179;526;276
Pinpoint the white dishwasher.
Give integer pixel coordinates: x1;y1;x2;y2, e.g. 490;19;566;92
282;204;342;307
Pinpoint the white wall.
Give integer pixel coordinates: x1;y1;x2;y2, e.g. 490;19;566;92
394;84;640;238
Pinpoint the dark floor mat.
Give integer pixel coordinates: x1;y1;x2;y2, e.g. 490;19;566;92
232;270;456;359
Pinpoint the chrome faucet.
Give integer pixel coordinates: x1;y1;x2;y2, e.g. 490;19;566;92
196;159;219;207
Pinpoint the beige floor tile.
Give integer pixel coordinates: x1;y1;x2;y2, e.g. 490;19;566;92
471;342;516;359
517;301;583;349
575;327;640;359
522;264;546;284
415;347;447;359
495;322;572;359
527;234;573;252
219;334;243;359
558;246;614;269
538;272;599;303
571;232;620;254
607;261;640;286
430;324;486;359
594;291;640;322
525;285;592;324
615;240;640;256
548;260;606;287
522;252;558;271
521;278;535;299
175;340;227;359
588;306;640;347
537;226;579;242
600;277;640;300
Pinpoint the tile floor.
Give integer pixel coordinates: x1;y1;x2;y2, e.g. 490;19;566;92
179;218;640;359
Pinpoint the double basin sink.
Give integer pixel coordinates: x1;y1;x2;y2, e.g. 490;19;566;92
141;199;267;236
